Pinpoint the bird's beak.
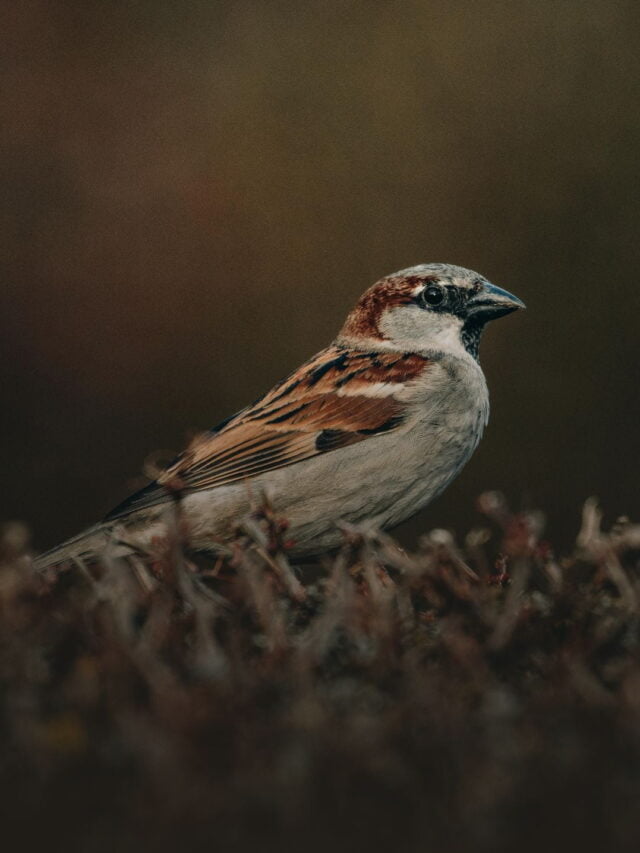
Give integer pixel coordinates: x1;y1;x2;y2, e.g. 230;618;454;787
466;282;526;321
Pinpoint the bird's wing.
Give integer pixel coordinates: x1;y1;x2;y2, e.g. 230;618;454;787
105;347;431;520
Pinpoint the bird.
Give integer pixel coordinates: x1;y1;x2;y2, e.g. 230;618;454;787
34;263;524;570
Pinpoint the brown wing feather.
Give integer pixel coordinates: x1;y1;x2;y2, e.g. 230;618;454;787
106;347;431;519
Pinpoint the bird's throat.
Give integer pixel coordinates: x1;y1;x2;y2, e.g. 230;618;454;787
460;321;483;360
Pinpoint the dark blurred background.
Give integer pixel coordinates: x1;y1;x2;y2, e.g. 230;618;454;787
2;0;639;553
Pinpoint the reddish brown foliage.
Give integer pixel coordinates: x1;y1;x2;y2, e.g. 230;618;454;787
1;496;640;853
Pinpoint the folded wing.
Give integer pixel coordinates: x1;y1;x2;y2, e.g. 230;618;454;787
105;347;431;520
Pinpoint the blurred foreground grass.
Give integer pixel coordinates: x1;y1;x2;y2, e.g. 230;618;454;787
2;495;640;853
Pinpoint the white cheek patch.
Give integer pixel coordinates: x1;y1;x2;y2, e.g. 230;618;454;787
426;317;466;350
379;306;468;357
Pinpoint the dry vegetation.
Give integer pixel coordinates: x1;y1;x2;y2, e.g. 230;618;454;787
2;495;640;853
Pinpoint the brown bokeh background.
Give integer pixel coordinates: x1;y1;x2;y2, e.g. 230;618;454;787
2;0;639;553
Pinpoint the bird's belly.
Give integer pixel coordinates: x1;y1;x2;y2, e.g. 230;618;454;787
377;402;487;530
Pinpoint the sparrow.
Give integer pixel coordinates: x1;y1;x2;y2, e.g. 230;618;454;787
35;263;524;569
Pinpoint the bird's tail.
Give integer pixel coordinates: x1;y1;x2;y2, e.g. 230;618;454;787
32;523;134;572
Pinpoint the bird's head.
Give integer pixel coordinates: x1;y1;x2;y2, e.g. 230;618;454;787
338;263;525;359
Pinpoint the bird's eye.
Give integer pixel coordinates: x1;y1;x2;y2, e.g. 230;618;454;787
421;284;445;307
